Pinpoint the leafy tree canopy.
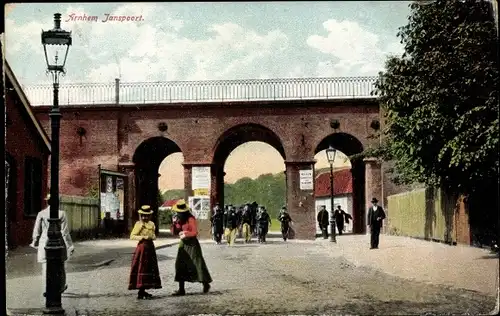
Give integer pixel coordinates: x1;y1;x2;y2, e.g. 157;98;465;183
161;172;286;218
372;0;498;194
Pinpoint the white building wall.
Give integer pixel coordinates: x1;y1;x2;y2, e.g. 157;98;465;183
315;194;353;234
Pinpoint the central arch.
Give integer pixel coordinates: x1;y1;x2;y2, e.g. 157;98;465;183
314;132;366;234
133;136;182;232
211;123;286;207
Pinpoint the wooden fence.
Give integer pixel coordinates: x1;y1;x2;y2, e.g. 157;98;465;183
59;195;100;239
387;187;470;245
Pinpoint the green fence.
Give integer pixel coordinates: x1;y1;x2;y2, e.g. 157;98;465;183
387;187;455;243
59;195;100;239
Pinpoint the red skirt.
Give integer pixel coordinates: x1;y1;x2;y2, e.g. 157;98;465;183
128;239;162;290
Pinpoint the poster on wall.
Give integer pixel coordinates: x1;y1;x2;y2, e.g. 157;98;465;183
188;196;210;220
99;168;127;221
192;166;211;190
299;169;314;190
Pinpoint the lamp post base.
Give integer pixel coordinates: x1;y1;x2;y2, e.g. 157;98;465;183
44;218;67;315
43;306;65;315
330;221;337;242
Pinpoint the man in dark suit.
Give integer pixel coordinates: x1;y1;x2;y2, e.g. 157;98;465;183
367;197;386;249
317;205;330;239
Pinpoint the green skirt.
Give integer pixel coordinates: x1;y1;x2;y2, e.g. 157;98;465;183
174;237;213;283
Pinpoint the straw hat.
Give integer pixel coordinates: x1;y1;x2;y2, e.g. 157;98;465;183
138;205;153;215
172;199;190;213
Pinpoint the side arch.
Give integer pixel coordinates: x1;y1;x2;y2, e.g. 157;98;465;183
314;132;367;234
132;137;183;232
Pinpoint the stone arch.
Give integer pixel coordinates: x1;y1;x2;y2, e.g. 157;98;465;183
212;123;286;165
211;123;287;207
314;132;367;234
132;137;183;230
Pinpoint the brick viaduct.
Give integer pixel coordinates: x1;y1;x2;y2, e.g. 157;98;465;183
32;97;390;239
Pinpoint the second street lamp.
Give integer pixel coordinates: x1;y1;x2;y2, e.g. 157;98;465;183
41;12;72;314
326;146;337;243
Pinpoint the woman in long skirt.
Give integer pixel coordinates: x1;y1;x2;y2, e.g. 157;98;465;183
171;199;212;296
128;205;162;299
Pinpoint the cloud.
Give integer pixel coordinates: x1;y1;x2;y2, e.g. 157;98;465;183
307;19;402;77
6;4;289;83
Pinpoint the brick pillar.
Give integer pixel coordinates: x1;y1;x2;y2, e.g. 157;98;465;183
182;163;211;239
285;160;316;240
364;157;382;232
118;162;136;233
183;164;193;200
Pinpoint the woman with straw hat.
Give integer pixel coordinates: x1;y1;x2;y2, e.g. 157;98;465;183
171;199;212;296
128;205;162;299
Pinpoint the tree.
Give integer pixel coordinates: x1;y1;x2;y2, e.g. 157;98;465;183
371;0;498;196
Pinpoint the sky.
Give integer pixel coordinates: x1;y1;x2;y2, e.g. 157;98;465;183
5;2;411;190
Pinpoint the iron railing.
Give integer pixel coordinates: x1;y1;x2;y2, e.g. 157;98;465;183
22;76;378;106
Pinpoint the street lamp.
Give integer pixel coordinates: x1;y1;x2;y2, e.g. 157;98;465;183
325;146;337;243
41;13;71;314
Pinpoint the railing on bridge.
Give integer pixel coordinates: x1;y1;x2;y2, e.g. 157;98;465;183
22;76;378;106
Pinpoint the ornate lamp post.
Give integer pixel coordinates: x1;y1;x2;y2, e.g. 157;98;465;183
326;146;337;243
41;13;72;314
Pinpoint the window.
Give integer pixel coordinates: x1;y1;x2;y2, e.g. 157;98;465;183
24;156;42;217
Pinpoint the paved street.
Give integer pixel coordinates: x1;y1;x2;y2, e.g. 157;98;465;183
7;235;499;315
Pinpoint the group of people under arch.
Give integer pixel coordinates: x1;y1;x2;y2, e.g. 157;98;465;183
210;202;293;245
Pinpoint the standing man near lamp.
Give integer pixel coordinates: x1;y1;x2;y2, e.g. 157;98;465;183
30;193;75;297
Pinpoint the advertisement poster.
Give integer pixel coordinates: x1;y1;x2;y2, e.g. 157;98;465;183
299;169;314;190
188;196;210;220
100;169;127;221
192;166;211;190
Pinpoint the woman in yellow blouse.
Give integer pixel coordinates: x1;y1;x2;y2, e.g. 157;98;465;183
128;205;162;299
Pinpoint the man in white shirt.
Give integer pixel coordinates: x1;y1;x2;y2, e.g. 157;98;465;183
30;193;75;297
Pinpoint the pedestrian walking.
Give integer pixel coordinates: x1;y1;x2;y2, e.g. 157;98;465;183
240;205;252;243
225;206;239;246
317;205;330;239
211;203;224;244
367;198;386;249
128;205;162;299
30;193;74;298
277;206;293;241
334;205;352;235
236;205;244;238
257;206;271;243
171;199;212;296
250;202;259;237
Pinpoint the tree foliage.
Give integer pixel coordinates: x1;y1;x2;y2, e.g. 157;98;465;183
372;0;498;194
161;172;286;219
224;173;286;218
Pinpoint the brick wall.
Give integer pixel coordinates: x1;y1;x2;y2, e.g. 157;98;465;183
5;88;49;248
33;99;381;237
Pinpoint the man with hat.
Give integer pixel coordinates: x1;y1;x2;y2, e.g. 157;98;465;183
224;205;239;246
277;206;293;241
30;193;74;297
367;197;386;249
211;202;224;244
317;205;330;239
